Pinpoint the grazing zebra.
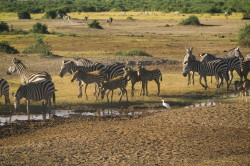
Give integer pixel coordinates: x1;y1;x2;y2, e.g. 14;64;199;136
59;60;107;98
200;53;242;84
71;70;105;100
124;67;141;96
138;66;162;96
73;57;94;67
183;59;230;90
0;78;10;105
100;75;128;103
7;58;52;84
12;80;56;114
183;47;196;85
241;60;250;80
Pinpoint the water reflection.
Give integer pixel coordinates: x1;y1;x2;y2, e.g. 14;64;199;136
185;101;217;108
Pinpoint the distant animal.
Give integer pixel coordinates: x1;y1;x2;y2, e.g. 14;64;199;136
83;16;88;21
100;75;128;103
234;80;250;101
0;78;10;105
71;70;105;100
12;80;56;114
63;14;70;21
161;100;171;109
107;17;113;25
138;66;162;96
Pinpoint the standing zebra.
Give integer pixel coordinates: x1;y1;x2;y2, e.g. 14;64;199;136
183;59;230;90
100;76;128;103
73;57;94;67
59;60;107;98
226;47;245;61
0;78;10;105
71;70;105;100
7;58;52;84
12;80;55;114
138;66;162;96
106;62;125;80
124;67;141;96
241;60;250;80
183;47;196;85
200;53;242;84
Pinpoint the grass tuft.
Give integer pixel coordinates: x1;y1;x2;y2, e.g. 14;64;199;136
115;50;152;57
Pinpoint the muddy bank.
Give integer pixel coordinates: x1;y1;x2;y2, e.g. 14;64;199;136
1;103;250;165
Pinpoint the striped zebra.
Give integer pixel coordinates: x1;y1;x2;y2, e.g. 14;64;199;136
73;57;94;67
226;47;244;61
124;67;141;96
100;75;128;103
106;63;126;80
241;60;250;80
59;60;107;98
7;58;52;84
0;78;10;105
200;53;242;84
138;66;162;96
183;59;230;90
71;70;105;100
12;80;55;114
183;47;196;85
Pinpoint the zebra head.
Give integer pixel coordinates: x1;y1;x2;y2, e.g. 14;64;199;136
59;60;75;77
227;47;244;61
182;61;192;77
12;90;21;110
7;58;21;75
100;86;106;100
183;47;196;64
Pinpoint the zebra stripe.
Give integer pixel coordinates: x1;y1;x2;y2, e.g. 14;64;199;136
226;47;244;61
183;59;229;90
13;80;55;114
124;67;141;96
7;58;51;84
241;60;250;80
100;76;128;103
71;70;105;100
106;63;125;80
73;57;94;67
0;78;10;105
138;66;162;96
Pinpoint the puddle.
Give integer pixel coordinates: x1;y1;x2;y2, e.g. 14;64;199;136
185;101;217;109
0;109;158;126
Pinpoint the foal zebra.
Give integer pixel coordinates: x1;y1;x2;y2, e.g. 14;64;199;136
71;70;105;100
12;80;55;114
124;67;141;96
0;78;10;105
183;59;230;90
7;58;52;84
183;47;196;85
138;66;162;96
100;75;128;103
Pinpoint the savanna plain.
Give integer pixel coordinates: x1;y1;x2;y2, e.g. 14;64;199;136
0;12;250;165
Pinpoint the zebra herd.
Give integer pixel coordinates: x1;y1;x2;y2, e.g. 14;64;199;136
182;47;250;94
0;57;162;114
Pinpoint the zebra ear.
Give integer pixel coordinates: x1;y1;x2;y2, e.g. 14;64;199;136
236;47;239;51
12;92;15;97
190;47;193;51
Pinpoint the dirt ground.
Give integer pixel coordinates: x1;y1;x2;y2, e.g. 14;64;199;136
0;102;250;165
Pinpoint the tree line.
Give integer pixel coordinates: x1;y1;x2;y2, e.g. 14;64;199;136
0;0;249;14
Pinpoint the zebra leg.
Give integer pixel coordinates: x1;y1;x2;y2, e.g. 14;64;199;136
78;81;84;98
131;82;135;97
199;76;207;89
119;88;123;102
187;72;191;85
210;76;213;84
192;71;195;85
111;90;114;103
155;79;160;96
140;82;144;96
125;89;128;101
106;90;110;103
229;70;233;85
5;94;10;105
85;84;89;100
204;77;208;90
145;81;148;96
26;99;30;114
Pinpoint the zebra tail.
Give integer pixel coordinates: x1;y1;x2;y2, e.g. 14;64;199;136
53;92;56;105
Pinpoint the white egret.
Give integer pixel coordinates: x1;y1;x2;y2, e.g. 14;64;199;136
161;100;171;109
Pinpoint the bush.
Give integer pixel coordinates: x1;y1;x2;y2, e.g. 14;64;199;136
238;24;250;47
115;50;152;57
180;16;201;25
0;41;19;54
23;37;53;57
18;11;31;19
0;21;9;32
30;22;49;34
43;9;57;19
242;11;250;20
88;20;103;29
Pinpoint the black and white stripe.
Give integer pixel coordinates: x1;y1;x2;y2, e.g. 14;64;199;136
183;59;230;90
7;58;51;84
0;78;10;105
106;63;125;80
13;80;55;114
138;66;162;96
71;70;105;100
100;76;128;103
241;60;250;80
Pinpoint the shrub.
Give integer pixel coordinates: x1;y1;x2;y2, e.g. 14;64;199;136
30;22;49;34
115;50;152;57
242;11;250;20
238;24;250;47
0;41;19;54
18;11;31;19
127;16;134;20
179;16;201;26
88;20;103;29
43;9;57;19
0;21;9;32
23;37;53;57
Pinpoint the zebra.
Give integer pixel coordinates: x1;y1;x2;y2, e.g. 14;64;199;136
200;53;242;84
138;66;162;96
71;70;105;100
241;60;250;80
7;58;52;84
73;57;94;67
107;17;113;25
106;62;125;80
183;47;196;85
100;75;128;103
12;80;56;114
0;78;10;105
124;67;141;96
183;59;230;90
226;47;244;61
234;80;250;102
59;60;107;98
